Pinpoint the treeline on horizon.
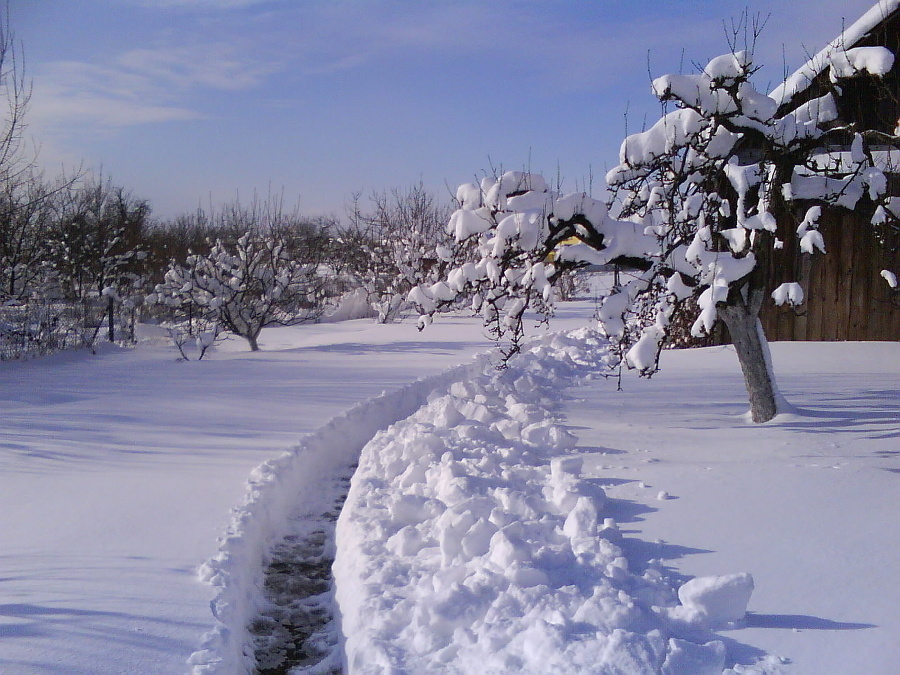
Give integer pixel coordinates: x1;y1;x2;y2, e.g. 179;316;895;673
0;168;466;359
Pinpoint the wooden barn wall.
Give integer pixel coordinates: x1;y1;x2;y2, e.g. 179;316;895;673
712;9;900;345
760;210;900;342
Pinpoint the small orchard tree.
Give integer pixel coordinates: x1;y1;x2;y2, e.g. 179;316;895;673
344;183;454;323
46;177;149;301
413;44;899;423
150;229;324;352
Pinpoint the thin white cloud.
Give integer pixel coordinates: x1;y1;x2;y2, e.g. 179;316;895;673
29;41;279;132
124;0;272;8
256;3;727;94
116;44;277;90
33;83;202;129
267;0;878;95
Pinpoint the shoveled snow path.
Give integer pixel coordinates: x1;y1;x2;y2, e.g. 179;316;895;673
188;353;498;674
333;329;765;674
249;472;350;675
4;305;894;675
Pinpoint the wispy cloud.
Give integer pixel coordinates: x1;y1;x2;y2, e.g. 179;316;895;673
123;0;272;8
29;41;279;132
33;83;202;129
265;0;877;95
116;44;277;91
255;3;730;93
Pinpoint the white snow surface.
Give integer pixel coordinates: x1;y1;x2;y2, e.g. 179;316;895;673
1;300;898;675
0;314;495;675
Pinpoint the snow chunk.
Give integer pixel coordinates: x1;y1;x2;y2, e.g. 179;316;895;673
792;93;839;128
449;207;493;241
456;182;482;209
553;191;607;225
829;46;895;81
618;107;704;167
666;273;693;301
704;51;749;81
626;325;665;373
881;269;898;288
678;573;755;626
563;496;599;539
800;229;827;255
772;282;804;306
720;228;748;253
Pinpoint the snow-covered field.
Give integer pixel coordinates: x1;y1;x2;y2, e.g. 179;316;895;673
1;301;897;674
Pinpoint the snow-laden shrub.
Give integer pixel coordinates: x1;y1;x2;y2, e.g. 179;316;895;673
149;231;326;354
341;184;455;323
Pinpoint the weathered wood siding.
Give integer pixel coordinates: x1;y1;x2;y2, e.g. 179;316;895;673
761;209;900;341
756;7;900;343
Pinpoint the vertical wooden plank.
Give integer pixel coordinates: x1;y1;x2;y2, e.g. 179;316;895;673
842;213;858;340
832;214;849;341
795;238;812;340
810;214;834;340
849;214;870;340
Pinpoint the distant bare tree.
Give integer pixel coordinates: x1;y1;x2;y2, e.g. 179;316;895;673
0;5;42;302
0;4;32;191
0;174;54;300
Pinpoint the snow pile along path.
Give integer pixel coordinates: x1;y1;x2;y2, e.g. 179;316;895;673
188;354;493;674
335;329;759;675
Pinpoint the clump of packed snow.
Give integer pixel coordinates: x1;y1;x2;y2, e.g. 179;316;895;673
333;329;753;674
677;573;755;627
828;46;895;80
771;283;804;307
770;0;900;104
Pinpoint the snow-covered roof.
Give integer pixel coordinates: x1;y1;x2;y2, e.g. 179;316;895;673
770;0;900;105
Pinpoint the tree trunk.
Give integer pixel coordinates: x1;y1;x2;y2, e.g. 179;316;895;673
246;334;260;351
107;296;115;342
719;301;778;423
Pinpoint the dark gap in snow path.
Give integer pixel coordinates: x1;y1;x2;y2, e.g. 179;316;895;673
250;468;355;675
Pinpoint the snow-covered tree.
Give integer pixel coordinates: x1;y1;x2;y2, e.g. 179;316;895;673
46;178;149;303
413;45;899;423
344;183;453;323
0;175;55;301
149;230;324;352
43;177;150;343
408;171;595;356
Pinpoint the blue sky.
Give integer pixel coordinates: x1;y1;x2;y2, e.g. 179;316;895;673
9;0;881;220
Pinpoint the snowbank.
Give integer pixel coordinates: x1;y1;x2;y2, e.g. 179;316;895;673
188;352;493;674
